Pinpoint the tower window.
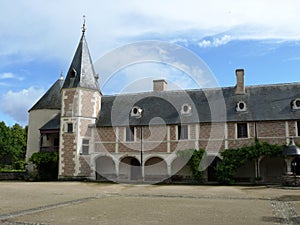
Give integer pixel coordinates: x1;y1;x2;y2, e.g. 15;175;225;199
71;68;77;78
297;121;300;136
126;126;135;142
82;139;89;155
67;123;73;133
178;125;188;140
237;123;248;138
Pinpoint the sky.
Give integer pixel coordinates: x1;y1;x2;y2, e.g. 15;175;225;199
0;0;300;126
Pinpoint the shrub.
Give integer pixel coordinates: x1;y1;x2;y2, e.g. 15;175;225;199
29;152;58;180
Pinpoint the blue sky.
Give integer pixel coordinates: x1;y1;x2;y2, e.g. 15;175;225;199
0;0;300;126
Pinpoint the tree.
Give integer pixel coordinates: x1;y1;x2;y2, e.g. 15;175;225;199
0;121;27;169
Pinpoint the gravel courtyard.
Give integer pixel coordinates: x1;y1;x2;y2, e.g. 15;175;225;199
0;182;299;225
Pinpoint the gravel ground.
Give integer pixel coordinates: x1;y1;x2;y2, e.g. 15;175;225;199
0;182;299;225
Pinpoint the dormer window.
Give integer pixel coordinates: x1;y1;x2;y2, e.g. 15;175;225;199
181;104;192;115
130;106;143;118
71;68;77;78
236;101;247;112
292;98;300;110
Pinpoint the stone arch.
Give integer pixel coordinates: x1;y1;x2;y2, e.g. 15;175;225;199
144;157;168;182
119;156;141;181
170;156;191;182
207;156;222;182
260;155;285;183
234;160;256;183
95;155;116;181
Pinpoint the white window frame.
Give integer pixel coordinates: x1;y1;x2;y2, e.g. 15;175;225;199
177;125;189;140
236;122;249;139
82;139;89;155
125;126;136;142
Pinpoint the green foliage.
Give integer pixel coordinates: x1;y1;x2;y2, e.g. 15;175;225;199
0;121;27;169
29;152;58;180
177;148;205;183
216;139;285;184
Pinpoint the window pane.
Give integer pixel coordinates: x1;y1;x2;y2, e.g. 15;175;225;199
67;123;73;133
178;125;188;140
126;126;134;142
82;139;89;155
297;121;300;136
237;123;248;138
82;145;89;154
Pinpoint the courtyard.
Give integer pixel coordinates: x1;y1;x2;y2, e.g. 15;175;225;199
0;182;299;225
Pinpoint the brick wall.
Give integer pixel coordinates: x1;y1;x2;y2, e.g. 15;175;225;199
80;90;101;118
78;155;92;176
257;121;286;137
97;127;116;142
61;133;76;176
62;89;77;117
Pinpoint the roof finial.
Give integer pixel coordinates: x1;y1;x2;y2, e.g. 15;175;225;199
59;71;64;80
82;15;86;33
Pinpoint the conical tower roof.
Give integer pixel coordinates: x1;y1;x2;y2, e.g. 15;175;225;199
29;77;64;111
62;31;99;90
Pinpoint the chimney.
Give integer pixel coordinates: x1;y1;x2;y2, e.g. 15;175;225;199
235;69;245;94
153;79;167;92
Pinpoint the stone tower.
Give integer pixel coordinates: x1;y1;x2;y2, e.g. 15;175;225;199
58;26;101;179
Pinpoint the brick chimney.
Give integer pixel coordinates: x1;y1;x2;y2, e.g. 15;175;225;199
235;69;245;95
153;79;167;92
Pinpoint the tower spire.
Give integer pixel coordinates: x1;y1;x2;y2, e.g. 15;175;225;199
82;15;86;33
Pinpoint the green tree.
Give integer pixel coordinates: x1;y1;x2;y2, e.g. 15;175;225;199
0;121;27;169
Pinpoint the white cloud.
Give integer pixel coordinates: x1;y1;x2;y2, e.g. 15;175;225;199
0;0;300;64
198;35;232;48
0;72;15;79
0;87;45;123
0;72;24;81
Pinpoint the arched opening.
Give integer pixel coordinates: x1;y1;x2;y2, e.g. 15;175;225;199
260;156;285;183
119;156;141;181
171;157;191;182
144;157;168;182
291;157;300;175
234;160;255;183
207;156;222;182
95;156;116;181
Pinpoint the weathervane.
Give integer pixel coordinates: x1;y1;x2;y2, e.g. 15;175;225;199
82;15;86;33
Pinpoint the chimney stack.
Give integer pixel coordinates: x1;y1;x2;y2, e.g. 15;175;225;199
153;79;167;92
235;69;245;95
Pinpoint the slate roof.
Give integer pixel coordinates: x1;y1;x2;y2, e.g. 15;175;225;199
29;78;63;111
97;82;300;127
40;113;60;131
62;32;99;90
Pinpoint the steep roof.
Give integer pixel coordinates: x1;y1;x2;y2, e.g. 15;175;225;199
97;82;300;127
40;113;60;131
29;78;64;111
62;32;99;90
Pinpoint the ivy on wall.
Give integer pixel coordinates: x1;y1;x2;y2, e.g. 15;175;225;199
177;139;285;184
217;139;285;184
177;148;205;183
